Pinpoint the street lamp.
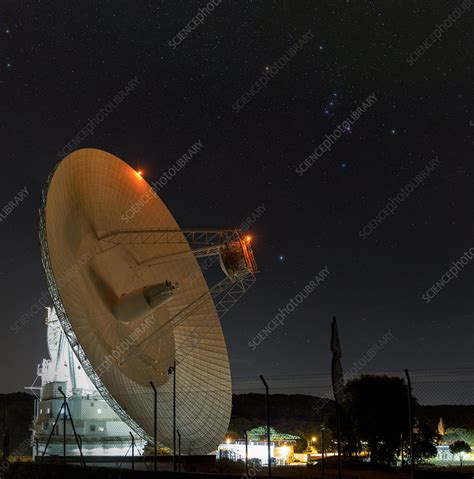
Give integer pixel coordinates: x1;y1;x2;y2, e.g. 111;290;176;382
168;361;177;472
259;375;271;478
149;381;157;472
321;426;326;479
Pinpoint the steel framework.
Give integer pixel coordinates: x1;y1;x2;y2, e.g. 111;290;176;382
120;270;256;367
97;228;238;252
106;227;257;365
96;226;257;335
97;227;257;273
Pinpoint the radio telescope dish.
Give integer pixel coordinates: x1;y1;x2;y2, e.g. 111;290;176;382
39;149;257;454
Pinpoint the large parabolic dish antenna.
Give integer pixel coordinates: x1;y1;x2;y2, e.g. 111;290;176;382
39;149;257;453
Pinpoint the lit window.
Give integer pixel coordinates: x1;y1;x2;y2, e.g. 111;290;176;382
98;426;105;432
97;408;102;414
47;408;50;414
40;409;43;414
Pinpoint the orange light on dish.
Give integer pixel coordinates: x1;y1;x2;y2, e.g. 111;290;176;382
135;169;144;178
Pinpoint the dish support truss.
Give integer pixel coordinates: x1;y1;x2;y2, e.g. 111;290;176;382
95;227;257;364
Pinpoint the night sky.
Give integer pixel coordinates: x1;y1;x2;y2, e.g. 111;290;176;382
1;1;472;403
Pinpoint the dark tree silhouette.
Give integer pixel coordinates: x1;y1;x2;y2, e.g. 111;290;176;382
411;422;437;463
342;375;410;465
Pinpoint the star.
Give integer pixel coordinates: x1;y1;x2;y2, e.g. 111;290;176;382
6;63;11;68
341;162;347;168
6;29;10;34
278;255;285;262
390;128;397;135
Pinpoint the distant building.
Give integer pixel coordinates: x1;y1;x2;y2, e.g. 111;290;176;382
217;428;299;465
435;444;474;464
28;308;145;457
435;445;456;462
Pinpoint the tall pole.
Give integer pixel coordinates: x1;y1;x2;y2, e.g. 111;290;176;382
405;369;415;479
2;396;6;451
177;429;181;472
259;375;271;478
63;403;66;464
150;381;157;472
130;432;135;471
173;360;176;472
2;397;9;465
330;316;344;479
335;402;342;479
321;426;325;479
168;361;177;472
244;429;249;478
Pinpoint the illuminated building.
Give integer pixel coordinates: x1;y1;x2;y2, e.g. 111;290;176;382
28;308;145;457
217;428;299;465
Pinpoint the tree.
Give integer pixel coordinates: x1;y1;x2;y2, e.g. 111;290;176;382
449;440;471;466
412;423;437;463
342;375;410;465
442;428;474;448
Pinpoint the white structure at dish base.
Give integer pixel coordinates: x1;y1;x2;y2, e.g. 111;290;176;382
31;307;144;457
217;441;293;466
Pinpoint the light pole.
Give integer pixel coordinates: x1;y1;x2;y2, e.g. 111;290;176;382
321;426;325;479
177;429;181;472
259;375;271;478
130;432;135;471
2;397;7;462
150;381;157;472
168;361;177;472
405;369;415;479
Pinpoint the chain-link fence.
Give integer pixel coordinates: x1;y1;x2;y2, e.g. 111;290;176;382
232;369;474;405
1;370;473;473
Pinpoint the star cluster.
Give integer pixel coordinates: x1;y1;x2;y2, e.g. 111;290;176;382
0;0;472;393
